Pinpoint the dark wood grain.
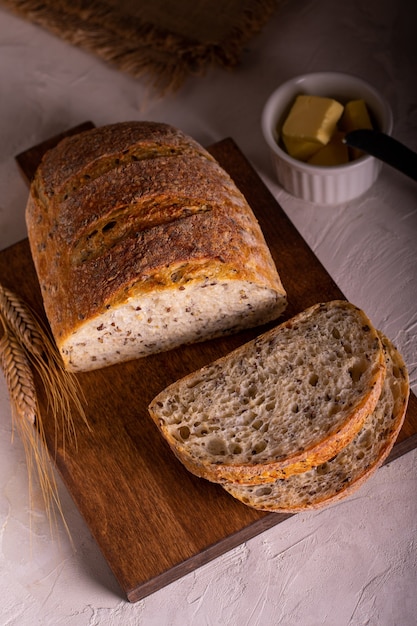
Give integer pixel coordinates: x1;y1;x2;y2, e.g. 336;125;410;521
2;129;416;603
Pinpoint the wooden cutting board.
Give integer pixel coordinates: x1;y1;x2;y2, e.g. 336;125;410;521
1;126;416;603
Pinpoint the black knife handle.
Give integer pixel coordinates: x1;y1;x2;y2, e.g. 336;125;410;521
344;129;417;182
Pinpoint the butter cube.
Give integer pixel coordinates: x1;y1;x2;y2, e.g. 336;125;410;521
340;99;373;160
341;99;373;132
281;95;344;161
307;132;349;166
281;136;324;161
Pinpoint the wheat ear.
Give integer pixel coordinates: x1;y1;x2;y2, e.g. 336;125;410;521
0;283;45;357
0;321;37;425
0;283;89;446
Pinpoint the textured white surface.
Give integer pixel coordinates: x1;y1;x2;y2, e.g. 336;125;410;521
0;0;416;624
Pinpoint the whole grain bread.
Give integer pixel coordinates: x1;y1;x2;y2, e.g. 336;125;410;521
26;121;287;371
148;300;386;484
223;332;409;512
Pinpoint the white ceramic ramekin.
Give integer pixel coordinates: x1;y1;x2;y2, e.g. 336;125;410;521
262;72;393;204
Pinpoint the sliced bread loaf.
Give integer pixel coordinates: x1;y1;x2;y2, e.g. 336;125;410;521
26;121;287;372
148;300;386;485
223;332;409;512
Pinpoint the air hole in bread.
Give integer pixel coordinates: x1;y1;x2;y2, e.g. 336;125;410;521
309;373;319;387
207;438;227;456
255;486;273;497
179;426;190;440
349;358;368;383
332;327;341;340
252;441;267;455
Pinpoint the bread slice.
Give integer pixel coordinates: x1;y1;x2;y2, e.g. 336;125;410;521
223;332;409;512
26;121;287;372
148;300;386;484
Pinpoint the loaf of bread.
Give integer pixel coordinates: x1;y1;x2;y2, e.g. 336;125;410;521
223;332;409;512
148;300;387;485
25;121;287;372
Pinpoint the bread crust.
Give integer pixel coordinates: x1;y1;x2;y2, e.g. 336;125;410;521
26;122;286;370
34;121;215;202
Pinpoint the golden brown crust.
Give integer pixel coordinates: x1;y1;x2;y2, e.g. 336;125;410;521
26;121;286;353
33;121;215;202
51;153;254;245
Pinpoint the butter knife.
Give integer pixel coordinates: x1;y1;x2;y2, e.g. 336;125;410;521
344;129;417;182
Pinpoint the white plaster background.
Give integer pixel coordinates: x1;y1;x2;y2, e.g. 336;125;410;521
0;0;416;624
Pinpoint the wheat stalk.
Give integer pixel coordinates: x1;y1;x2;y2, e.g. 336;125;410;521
0;282;89;538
